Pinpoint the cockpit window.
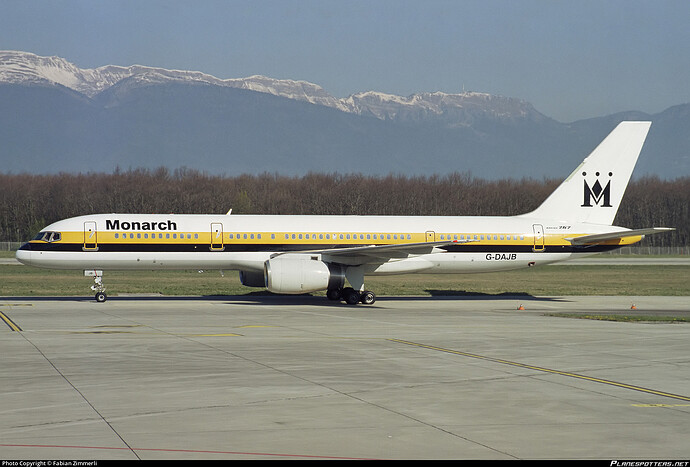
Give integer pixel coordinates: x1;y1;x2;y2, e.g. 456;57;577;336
32;231;61;242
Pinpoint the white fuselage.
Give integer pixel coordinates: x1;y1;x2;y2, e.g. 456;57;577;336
16;213;636;275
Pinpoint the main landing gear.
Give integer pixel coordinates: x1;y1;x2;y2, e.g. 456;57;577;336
327;287;376;305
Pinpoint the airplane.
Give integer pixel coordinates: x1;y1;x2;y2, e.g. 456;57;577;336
16;121;673;304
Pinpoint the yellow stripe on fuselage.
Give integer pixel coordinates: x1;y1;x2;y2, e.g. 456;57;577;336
30;230;644;248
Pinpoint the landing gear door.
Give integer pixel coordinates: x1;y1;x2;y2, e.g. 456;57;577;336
532;224;545;252
83;221;98;251
210;223;224;251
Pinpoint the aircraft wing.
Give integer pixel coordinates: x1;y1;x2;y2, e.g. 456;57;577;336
566;228;674;245
322;240;473;259
272;240;474;264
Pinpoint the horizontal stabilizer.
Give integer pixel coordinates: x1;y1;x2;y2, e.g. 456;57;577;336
566;228;674;245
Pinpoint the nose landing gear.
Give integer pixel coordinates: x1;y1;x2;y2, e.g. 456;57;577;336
85;270;107;302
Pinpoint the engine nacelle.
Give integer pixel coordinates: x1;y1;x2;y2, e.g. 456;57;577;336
239;270;265;288
264;256;345;294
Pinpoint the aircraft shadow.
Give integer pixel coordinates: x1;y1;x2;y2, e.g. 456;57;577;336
1;291;570;304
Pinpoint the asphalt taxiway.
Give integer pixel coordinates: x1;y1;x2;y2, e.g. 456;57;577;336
1;295;689;460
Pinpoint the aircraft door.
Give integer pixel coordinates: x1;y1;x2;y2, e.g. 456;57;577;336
425;231;436;242
210;223;224;251
83;221;98;251
532;224;545;252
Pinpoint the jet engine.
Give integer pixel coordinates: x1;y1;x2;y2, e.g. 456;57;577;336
239;270;265;287
264;256;345;294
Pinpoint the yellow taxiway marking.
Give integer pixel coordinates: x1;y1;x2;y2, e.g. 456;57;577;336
632;403;690;408
389;338;690;403
0;311;22;332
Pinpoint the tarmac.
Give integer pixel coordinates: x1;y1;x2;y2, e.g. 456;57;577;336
0;294;689;460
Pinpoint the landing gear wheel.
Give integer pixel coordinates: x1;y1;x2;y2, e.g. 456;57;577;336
90;274;107;303
326;288;342;301
360;290;376;305
342;287;361;305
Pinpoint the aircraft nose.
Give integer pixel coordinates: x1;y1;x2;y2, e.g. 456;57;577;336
15;246;32;265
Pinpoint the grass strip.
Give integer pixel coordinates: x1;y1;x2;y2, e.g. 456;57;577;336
1;264;688;297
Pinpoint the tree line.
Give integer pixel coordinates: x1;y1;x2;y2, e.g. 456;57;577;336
0;169;687;247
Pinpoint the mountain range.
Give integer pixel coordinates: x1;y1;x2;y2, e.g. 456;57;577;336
1;50;688;179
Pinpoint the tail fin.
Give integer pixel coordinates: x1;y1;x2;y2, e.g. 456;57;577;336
522;121;652;225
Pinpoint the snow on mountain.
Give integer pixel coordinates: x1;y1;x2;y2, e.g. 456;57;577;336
0;51;543;126
0;51;348;109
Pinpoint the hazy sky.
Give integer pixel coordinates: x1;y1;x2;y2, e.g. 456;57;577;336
1;0;688;122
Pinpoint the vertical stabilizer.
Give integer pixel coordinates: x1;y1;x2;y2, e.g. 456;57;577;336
522;121;651;225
